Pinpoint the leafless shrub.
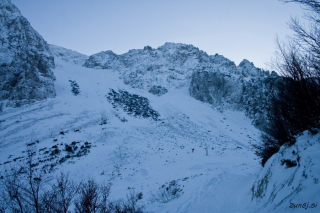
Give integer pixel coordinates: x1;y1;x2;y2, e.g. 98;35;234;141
0;146;51;213
74;179;100;213
107;189;144;213
43;172;80;213
150;180;182;203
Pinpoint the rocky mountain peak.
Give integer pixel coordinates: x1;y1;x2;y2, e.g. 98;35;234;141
83;50;119;69
143;45;153;51
158;42;199;51
237;59;263;77
0;0;20;14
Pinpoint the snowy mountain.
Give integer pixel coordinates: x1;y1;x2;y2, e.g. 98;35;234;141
1;49;317;212
84;43;279;130
83;42;271;91
0;1;319;212
0;0;55;107
84;43;208;90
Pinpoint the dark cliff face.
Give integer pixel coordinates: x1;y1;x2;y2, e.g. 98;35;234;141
0;0;56;107
189;71;242;107
189;69;280;130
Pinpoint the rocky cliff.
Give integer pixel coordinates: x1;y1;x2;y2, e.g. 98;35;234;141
0;0;55;107
189;59;279;129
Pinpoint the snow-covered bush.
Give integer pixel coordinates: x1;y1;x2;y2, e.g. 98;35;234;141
99;112;108;125
150;180;183;203
107;189;144;213
253;133;281;167
107;89;160;120
69;80;81;96
148;85;168;96
0;102;3;114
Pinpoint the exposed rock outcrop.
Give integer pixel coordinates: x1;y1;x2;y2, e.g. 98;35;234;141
0;0;56;107
189;59;278;130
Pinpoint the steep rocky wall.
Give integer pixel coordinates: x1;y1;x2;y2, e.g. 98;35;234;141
189;67;279;130
189;70;242;108
0;0;56;107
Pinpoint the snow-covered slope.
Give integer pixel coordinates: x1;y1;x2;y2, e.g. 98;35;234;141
250;131;320;213
0;0;55;107
0;56;264;212
49;44;88;65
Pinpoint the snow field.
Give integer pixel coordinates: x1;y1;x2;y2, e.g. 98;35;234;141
0;58;263;212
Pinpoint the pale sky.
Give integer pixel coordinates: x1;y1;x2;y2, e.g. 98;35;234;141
11;0;305;69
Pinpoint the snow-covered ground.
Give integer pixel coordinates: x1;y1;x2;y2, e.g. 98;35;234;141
251;131;320;213
1;56;318;212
